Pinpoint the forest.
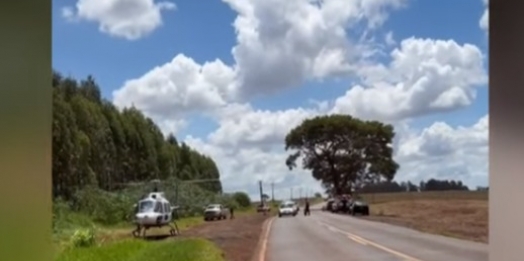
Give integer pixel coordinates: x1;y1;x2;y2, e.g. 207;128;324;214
52;71;243;227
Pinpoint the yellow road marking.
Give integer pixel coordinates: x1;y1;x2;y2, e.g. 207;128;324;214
318;221;423;261
348;235;368;245
259;217;275;261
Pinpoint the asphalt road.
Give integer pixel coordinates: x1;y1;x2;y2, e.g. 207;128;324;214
267;205;488;261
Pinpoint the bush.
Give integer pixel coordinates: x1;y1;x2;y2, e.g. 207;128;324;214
232;192;251;208
70;228;96;248
53;198;94;234
72;186;133;225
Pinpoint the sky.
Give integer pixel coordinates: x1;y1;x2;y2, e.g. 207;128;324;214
52;0;490;200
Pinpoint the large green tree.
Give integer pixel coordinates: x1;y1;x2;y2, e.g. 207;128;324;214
284;114;399;196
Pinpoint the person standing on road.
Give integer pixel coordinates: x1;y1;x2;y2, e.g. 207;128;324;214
230;204;235;219
304;199;310;216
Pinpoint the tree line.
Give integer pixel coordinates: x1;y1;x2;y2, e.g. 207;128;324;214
356;178;470;193
52;71;222;201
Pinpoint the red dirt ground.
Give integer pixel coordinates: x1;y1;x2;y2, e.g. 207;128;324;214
180;213;271;261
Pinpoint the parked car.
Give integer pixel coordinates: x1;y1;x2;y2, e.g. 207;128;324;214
257;203;271;213
349;200;369;216
325;199;335;212
203;204;228;221
335;197;352;214
278;201;298;217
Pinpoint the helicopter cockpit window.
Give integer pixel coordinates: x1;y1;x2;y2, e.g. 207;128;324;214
154;201;162;213
138;200;154;213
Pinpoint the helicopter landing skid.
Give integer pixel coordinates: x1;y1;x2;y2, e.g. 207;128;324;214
169;222;180;236
131;222;180;239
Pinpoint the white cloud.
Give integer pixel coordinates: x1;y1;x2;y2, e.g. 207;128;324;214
62;0;176;40
110;0;411;140
112;0;407;115
331;37;487;121
385;31;396;46
480;0;489;33
113;54;236;121
395;115;488;188
152;117;188;136
207;103;323;148
224;0;407;98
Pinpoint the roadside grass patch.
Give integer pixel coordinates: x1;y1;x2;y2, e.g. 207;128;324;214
69;228;97;248
56;238;225;261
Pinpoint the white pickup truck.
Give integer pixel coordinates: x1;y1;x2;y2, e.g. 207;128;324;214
203;204;228;221
278;201;298;217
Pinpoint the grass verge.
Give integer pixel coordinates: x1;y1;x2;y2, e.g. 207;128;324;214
54;207;258;252
56;238;225;261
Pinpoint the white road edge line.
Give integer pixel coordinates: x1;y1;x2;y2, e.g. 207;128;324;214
258;217;275;261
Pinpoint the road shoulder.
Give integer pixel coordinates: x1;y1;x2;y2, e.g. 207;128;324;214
181;213;273;261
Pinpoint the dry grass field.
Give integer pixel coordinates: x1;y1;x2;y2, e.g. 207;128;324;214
358;191;488;243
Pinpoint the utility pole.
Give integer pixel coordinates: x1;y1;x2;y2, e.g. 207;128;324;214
259;180;263;204
271;182;275;203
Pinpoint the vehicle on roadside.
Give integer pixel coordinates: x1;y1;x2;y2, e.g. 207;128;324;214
349;200;370;216
257;203;271;213
335;196;352;214
287;200;299;213
203;204;228;221
324;199;335;211
278;201;298;217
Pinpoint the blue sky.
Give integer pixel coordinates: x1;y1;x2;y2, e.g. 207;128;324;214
52;0;489;198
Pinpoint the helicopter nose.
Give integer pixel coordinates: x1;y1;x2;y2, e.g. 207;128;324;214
135;213;158;225
135;213;149;222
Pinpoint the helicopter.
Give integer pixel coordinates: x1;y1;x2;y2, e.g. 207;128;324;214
131;180;180;238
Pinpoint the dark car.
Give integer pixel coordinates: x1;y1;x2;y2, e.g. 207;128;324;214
350;200;369;216
333;199;355;214
325;199;335;211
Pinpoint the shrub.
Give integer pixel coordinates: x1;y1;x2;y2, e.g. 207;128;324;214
69;228;96;248
232;192;251;208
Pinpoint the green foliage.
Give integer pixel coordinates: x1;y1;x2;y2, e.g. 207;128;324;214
232;192;252;208
52;71;223;203
56;238;226;261
72;187;134;225
69;228;97;248
285;114;399;196
53;198;94;234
